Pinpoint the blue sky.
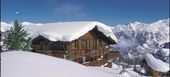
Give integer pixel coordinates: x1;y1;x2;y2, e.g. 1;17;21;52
1;0;169;25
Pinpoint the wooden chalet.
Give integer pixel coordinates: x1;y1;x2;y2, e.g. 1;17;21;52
31;21;118;67
141;53;170;77
141;60;170;77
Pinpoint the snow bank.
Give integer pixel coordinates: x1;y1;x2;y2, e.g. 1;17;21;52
112;63;119;68
89;67;123;77
28;21;117;42
1;51;114;77
144;53;169;72
121;71;131;77
89;64;143;77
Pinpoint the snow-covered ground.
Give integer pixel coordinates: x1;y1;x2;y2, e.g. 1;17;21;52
1;51;147;77
1;51;112;77
90;66;145;77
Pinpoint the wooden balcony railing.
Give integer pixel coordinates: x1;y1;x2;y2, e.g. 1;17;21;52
68;50;86;58
86;47;108;56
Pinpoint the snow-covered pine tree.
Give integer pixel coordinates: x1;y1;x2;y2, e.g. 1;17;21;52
3;20;32;51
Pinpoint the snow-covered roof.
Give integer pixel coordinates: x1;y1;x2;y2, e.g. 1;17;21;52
1;51;115;77
161;49;170;57
28;21;117;42
144;53;169;72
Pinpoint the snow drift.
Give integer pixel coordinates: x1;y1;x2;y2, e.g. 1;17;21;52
1;51;115;77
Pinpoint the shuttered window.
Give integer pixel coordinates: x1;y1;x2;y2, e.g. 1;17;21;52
86;40;90;50
72;42;76;49
82;41;85;50
76;41;79;49
86;40;96;50
102;41;106;46
78;40;81;50
89;40;93;50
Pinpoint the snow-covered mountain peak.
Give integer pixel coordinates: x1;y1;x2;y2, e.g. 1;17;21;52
112;19;169;58
127;21;145;26
1;21;12;32
22;22;43;26
151;19;169;26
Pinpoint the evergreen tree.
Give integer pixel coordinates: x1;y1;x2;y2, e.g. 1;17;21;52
3;20;32;51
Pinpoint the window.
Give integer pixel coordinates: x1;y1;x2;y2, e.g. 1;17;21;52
86;40;94;50
85;56;94;62
89;40;93;50
82;41;85;50
78;40;81;50
73;41;79;49
85;56;89;62
72;42;75;49
74;42;76;49
86;40;90;50
101;41;104;46
79;58;83;64
96;39;100;49
76;41;79;49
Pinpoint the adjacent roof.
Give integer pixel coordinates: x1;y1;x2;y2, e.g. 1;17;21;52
161;49;169;57
144;53;169;72
27;21;118;43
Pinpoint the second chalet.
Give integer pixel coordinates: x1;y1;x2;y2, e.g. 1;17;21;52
31;21;118;67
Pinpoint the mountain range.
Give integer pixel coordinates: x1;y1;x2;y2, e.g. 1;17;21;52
111;19;169;59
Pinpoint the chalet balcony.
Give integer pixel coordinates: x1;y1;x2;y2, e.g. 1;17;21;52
68;50;86;59
86;47;108;56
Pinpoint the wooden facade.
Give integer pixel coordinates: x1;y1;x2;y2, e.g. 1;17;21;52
107;51;120;60
32;27;117;66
